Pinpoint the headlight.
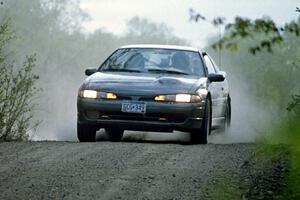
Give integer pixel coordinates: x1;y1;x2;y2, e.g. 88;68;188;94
175;94;191;103
81;90;117;100
154;94;200;103
83;90;97;99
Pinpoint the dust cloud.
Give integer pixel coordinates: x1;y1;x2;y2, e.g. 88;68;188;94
210;75;273;144
31;77;79;141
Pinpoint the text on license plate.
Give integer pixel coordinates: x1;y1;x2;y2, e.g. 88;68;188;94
121;103;146;114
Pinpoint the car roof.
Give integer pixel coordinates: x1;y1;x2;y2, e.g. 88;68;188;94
119;44;201;53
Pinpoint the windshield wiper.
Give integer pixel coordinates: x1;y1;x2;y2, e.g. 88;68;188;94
147;68;189;75
102;68;142;73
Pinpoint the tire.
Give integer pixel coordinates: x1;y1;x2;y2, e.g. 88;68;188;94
190;97;211;144
77;123;96;142
105;128;124;142
223;97;231;132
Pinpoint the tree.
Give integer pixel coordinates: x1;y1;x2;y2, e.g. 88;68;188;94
0;20;40;141
123;16;187;45
190;8;300;116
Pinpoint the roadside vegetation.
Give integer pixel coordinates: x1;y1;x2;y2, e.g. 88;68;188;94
0;20;39;141
190;7;300;199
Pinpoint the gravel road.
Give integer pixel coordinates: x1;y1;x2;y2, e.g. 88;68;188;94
0;132;286;200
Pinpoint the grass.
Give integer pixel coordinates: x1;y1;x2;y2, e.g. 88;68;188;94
278;119;300;199
203;116;300;199
259;116;300;199
204;177;242;200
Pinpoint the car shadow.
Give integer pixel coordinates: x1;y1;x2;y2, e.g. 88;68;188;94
96;129;192;145
95;129;223;145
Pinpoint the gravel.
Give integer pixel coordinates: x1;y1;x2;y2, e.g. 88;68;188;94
0;138;288;200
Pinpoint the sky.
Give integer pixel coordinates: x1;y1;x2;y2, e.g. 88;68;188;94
79;0;299;47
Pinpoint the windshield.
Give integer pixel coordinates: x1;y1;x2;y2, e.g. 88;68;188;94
99;48;205;76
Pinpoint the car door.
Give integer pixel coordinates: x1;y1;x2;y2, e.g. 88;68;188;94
203;54;225;120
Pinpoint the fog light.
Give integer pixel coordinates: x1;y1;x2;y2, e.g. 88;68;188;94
155;95;166;101
106;93;117;99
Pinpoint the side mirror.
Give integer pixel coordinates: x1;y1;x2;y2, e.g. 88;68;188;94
219;71;227;78
85;68;97;76
208;73;225;82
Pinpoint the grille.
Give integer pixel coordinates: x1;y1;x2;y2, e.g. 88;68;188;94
98;112;187;123
115;95;155;102
86;111;99;119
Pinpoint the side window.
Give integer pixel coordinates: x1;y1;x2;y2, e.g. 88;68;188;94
204;55;216;74
208;55;220;72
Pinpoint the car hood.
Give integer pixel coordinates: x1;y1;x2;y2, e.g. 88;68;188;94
81;72;207;95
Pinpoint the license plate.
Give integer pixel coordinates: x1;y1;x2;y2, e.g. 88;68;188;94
121;102;146;114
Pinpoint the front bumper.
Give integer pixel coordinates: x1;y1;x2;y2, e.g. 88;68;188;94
77;98;205;132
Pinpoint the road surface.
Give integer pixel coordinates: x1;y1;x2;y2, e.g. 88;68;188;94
0;132;287;200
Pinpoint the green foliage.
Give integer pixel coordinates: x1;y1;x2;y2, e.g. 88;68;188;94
223;17;283;54
287;94;300;116
211;17;300;55
0;20;39;141
207;34;300;113
191;10;300;114
219;17;300;113
267;119;300;199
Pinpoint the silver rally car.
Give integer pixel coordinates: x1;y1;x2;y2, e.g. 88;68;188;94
77;44;231;144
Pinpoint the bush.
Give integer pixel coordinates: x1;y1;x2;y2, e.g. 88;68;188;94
0;20;39;141
287;94;300;117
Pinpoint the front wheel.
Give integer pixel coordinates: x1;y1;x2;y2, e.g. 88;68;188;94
190;97;211;144
105;128;124;142
77;123;97;142
222;97;231;132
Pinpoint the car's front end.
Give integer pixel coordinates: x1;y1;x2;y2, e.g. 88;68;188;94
77;73;209;133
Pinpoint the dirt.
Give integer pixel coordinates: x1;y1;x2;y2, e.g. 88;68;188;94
0;133;288;200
